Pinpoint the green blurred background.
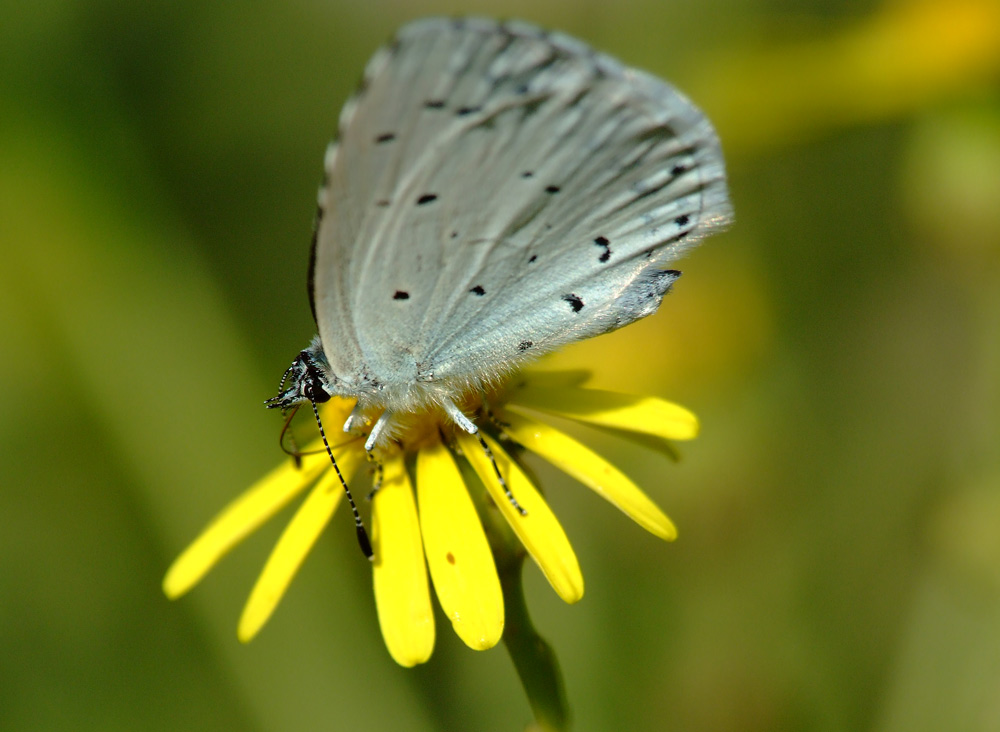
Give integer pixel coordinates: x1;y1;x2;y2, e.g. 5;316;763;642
3;0;999;730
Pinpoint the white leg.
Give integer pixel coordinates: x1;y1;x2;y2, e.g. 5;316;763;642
364;411;393;452
342;404;368;434
441;397;477;434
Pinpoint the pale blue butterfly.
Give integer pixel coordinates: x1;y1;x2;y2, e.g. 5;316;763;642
266;17;732;556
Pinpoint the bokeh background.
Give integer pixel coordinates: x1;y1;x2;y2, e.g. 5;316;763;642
3;0;999;730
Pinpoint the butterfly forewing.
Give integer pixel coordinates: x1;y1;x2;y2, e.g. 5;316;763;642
314;18;731;400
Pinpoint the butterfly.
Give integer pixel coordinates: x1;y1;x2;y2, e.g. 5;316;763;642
266;17;732;556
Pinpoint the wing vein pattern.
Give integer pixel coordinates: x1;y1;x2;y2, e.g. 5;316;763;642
312;17;731;412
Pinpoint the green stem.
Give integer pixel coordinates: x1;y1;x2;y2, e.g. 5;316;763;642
499;558;571;732
463;445;571;730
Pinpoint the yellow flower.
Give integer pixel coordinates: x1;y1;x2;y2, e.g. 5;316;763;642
162;369;697;667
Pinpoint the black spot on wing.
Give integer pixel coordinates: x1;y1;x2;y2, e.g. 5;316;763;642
456;106;481;116
393;291;410;300
563;294;584;312
518;340;532;351
674;214;690;226
528;255;537;263
521;171;534;178
376;199;391;207
593;236;611;263
375;132;396;143
545;185;561;194
469;285;485;296
424;100;445;109
416;194;438;205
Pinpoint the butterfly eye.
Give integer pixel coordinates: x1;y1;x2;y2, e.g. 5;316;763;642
303;378;331;404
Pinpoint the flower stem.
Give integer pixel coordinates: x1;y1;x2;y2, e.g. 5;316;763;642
499;557;570;732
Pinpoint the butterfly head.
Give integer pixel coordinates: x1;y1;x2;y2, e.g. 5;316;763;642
264;336;334;411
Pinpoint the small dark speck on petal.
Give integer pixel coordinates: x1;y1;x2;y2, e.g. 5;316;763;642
417;194;438;205
563;294;584;312
470;285;485;296
521;171;534;178
376;199;391;207
393;291;410;300
446;552;456;565
424;100;446;109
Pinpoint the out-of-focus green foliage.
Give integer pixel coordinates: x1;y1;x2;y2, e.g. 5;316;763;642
2;1;998;730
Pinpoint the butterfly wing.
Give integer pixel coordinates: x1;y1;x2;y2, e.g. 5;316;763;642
313;18;731;404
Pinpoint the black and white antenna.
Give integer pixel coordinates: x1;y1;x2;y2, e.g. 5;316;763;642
266;348;373;560
309;400;373;560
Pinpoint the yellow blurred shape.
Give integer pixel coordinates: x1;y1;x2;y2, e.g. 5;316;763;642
930;477;1000;587
538;249;772;395
703;0;1000;153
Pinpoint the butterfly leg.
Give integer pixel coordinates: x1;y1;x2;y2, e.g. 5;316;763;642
364;410;394;453
365;452;384;500
479;398;511;432
441;397;477;435
342;404;370;434
443;397;528;517
351;410;390;498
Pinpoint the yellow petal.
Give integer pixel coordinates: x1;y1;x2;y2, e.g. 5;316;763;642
163;396;357;600
237;446;364;642
457;432;584;604
371;456;435;666
499;410;677;541
163;456;327;600
416;436;504;650
508;386;699;441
